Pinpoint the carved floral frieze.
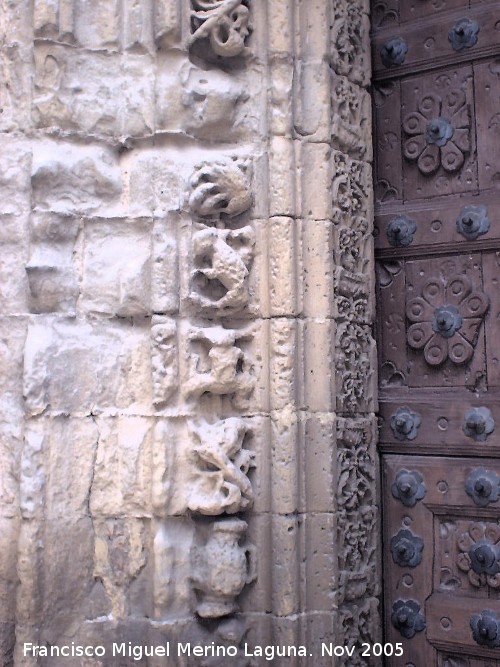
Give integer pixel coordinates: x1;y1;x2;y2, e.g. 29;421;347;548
403;90;471;175
406;274;489;366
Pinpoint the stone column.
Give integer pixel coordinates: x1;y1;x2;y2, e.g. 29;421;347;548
0;1;379;665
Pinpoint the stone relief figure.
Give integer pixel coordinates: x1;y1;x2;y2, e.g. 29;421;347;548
188;159;252;221
180;66;249;140
189;226;255;313
187;417;255;514
189;0;251;58
184;325;255;400
191;517;257;618
151;317;178;406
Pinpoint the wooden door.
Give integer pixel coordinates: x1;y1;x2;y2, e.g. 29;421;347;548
372;1;500;665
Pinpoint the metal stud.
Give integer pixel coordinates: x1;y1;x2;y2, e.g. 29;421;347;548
387;214;417;247
465;468;500;507
470;610;500;648
390;529;424;568
463;407;494;441
380;37;408;68
391;599;426;638
390;406;421;441
391;469;426;507
448;18;480;51
456;204;489;241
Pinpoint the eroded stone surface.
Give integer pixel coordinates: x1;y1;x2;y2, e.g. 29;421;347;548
3;0;378;664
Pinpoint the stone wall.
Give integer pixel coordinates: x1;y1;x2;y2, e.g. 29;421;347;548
0;1;380;665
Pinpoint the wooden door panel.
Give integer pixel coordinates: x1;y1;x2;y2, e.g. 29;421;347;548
372;5;500;78
373;80;403;203
483;251;500;387
475;59;500;191
401;67;477;200
383;456;500;665
373;1;500;664
399;0;470;24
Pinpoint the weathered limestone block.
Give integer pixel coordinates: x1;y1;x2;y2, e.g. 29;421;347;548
32;143;121;215
33;45;155;138
18;417;98;639
26;213;80;314
23;319;153;416
153;517;194;621
0;45;32;133
90;416;155;518
81;217;153;318
156;60;254;140
94;517;151;619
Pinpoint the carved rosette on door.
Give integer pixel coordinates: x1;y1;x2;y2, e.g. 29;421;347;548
373;0;500;664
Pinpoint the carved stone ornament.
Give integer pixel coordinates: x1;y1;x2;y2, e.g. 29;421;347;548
188;159;252;221
456;204;489;241
390;529;424;568
391;599;426;639
189;226;255;314
406;274;489;366
380;37;408;68
457;523;500;588
187;418;255;515
386;214;417;247
448;18;480;52
470;609;500;649
463;407;495;441
403;91;470;175
465;468;500;507
184;325;255;401
191;518;257;618
390;406;421;441
391;469;426;507
189;0;251;58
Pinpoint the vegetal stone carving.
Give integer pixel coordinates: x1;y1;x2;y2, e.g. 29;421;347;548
191;518;256;617
403;91;471;175
458;523;500;588
189;226;255;314
407;274;489;366
188;160;252;221
190;0;251;58
184;325;255;401
187;418;255;515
